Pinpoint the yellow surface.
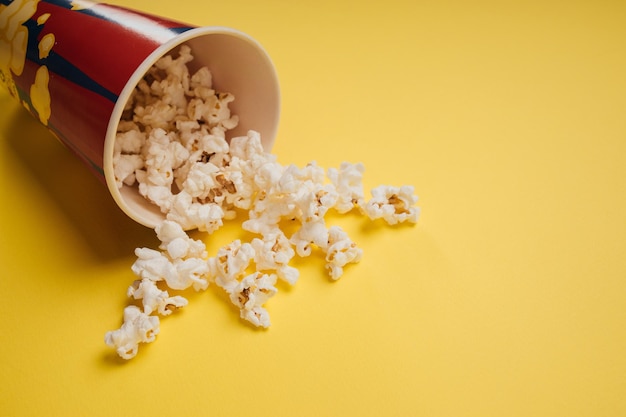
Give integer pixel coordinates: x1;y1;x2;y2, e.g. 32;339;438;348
1;0;626;416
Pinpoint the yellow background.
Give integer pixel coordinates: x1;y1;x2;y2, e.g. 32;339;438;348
1;0;625;416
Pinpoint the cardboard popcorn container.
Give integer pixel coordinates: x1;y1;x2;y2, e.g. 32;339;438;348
0;0;280;228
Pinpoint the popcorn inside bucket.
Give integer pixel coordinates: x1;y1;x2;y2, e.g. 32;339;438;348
104;30;281;228
104;45;419;360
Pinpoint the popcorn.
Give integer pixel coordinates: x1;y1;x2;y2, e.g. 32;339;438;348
155;220;206;260
113;44;240;212
327;162;365;213
131;246;208;291
173;257;210;291
242;196;293;236
285;181;339;257
131;247;177;283
106;46;420;360
127;278;188;316
290;219;329;257
113;153;143;188
208;240;255;290
276;162;324;197
228;130;265;161
114;127;144;154
183;161;221;199
251;231;299;285
362;185;420;225
104;306;160;360
228;272;278;328
324;226;363;280
166;191;225;233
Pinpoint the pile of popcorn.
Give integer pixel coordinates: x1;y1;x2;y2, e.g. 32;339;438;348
104;45;419;360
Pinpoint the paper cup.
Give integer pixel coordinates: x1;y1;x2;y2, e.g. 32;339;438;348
0;0;280;228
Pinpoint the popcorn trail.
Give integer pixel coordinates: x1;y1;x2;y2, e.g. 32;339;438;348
105;45;419;360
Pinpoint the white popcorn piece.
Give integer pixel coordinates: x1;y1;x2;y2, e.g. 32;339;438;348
164;238;192;260
114;128;144;155
221;169;251;209
284;185;338;258
293;184;338;223
174;119;201;148
150;45;193;106
324;226;363;280
208;240;256;290
173;130;231;193
190;66;213;92
251;159;284;194
142;128;177;185
155;44;193;82
134;100;179;129
327;162;365;213
182;161;221;199
173;257;210;291
127;279;188;316
113;153;144;188
131;247;177;283
276;162;325;196
251;231;299;285
112;125;146;188
131;246;208;291
116;119;141;135
166;191;225;233
150;75;188;110
210;93;238;127
197;132;230;156
362;185;420;225
183;164;239;208
168;140;191;171
242;194;296;237
137;181;173;213
290;219;329;257
133;128;184;212
228;272;277;328
155;220;207;260
104;306;160;360
228;130;265;161
227;132;280;205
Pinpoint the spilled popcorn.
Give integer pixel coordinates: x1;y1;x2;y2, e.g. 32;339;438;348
105;45;419;359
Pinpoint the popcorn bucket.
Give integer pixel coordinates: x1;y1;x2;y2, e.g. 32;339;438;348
0;0;280;228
